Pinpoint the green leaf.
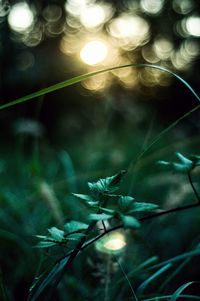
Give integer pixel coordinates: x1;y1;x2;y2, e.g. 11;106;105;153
36;241;57;248
89;213;113;221
157;160;171;166
72;193;98;206
48;227;64;242
176;152;192;166
88;170;127;194
66;233;86;241
128;202;158;213
157;152;193;172
64;221;88;234
121;215;140;229
35;235;48;240
118;196;135;212
99;207;116;214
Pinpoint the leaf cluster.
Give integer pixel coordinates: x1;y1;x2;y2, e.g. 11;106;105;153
157;152;200;172
36;170;159;248
36;221;88;248
73;170;158;230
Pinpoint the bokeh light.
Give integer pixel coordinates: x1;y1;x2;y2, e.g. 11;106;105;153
43;4;62;23
108;14;150;49
80;40;108;65
153;37;173;60
80;4;106;29
8;2;34;33
95;232;126;254
185;16;200;37
65;0;91;17
173;0;194;15
140;0;164;15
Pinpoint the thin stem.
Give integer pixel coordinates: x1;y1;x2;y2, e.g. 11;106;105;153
104;255;111;301
44;197;200;300
187;171;200;203
139;201;200;222
114;255;139;301
102;220;107;232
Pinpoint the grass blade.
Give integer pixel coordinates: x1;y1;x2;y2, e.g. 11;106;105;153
137;263;172;296
0;64;199;111
115;255;139;301
143;294;200;301
146;248;200;271
158;256;191;292
28;255;70;301
170;281;199;301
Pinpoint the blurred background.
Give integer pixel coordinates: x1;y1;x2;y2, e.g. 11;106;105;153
0;0;200;300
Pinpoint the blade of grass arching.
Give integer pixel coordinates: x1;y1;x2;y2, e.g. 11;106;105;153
0;64;199;111
146;248;200;271
170;281;199;301
114;255;139;301
142;294;200;301
137;263;172;296
158;256;191;293
1;63;199;173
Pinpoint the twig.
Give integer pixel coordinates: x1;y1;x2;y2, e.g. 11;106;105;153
80;199;200;252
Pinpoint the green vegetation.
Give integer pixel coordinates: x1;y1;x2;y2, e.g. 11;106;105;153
1;65;200;300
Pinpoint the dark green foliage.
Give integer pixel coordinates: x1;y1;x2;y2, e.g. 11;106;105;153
36;171;158;249
88;170;127;195
1;63;200;301
157;152;200;172
35;221;88;248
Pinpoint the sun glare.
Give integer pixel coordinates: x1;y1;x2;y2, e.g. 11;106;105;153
8;2;34;33
80;40;108;65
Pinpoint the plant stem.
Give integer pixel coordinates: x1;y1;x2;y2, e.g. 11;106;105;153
104;255;111;301
81;199;200;251
114;255;139;301
187;171;200;203
44;197;200;300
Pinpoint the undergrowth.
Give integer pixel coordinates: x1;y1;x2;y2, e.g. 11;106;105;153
1;64;200;301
